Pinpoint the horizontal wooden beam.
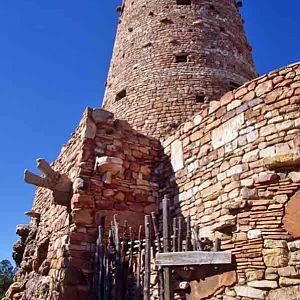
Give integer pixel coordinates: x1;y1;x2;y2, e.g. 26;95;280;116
155;251;231;267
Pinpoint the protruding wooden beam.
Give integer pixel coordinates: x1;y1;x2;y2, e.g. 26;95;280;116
24;170;51;189
24;158;72;206
155;251;232;267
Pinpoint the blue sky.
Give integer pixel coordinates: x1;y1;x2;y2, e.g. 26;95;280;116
0;1;299;262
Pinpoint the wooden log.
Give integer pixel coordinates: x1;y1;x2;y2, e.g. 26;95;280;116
177;217;182;252
113;215;123;300
163;196;172;300
172;218;177;253
144;215;151;300
151;212;164;300
135;225;142;300
155;251;232;267
185;216;192;251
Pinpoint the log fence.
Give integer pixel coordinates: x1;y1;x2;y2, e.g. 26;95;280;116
92;196;231;300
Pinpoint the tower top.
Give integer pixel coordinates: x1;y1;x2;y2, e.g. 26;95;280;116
103;0;256;139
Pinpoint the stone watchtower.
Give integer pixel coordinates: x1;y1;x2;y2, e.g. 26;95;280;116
103;0;256;138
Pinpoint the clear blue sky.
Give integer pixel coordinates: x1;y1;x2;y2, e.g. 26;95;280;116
0;1;299;262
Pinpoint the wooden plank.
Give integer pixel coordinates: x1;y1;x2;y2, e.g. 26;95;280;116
163;196;172;300
155;251;232;267
144;215;151;300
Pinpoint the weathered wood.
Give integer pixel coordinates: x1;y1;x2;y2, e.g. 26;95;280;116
185;216;192;251
177;217;182;252
155;251;232;267
163;196;172;300
144;215;151;300
135;225;142;300
151;212;164;300
172;218;177;253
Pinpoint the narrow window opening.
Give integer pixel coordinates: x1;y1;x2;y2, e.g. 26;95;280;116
177;0;191;5
175;53;188;63
115;89;127;101
229;81;240;91
196;95;205;103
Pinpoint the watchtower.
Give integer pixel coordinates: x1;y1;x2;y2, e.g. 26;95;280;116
102;0;256;138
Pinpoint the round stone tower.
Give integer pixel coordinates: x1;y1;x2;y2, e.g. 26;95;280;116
102;0;256;138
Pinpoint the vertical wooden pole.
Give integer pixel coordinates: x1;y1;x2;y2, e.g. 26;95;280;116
163;196;172;300
151;212;164;300
144;215;151;300
177;217;182;252
172;218;177;253
135;225;142;300
185;216;192;251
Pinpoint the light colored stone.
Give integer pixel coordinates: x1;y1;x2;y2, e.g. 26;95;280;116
264;240;288;249
268;286;300;300
279;277;300;287
288;240;300;251
234;285;267;299
248;229;262;239
171;139;184;172
255;80;273;96
288;171;300;183
212;113;245;149
248;280;278;289
262;248;289;267
278;266;300;278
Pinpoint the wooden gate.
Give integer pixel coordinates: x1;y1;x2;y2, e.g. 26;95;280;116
92;196;231;300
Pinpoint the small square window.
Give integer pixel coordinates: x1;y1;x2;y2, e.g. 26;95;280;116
115;89;127;101
175;53;188;63
196;95;205;103
177;0;191;5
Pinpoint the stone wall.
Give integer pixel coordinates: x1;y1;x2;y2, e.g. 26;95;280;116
103;0;256;138
7;108;161;300
161;62;300;299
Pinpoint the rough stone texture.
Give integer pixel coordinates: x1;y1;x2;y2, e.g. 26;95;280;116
6;1;300;299
162;63;300;299
283;190;300;238
103;0;256;138
8;108;161;300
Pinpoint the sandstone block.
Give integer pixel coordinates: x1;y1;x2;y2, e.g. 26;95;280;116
255;80;273;97
234;285;267;299
171;139;184;172
248;280;278;289
279;277;300;287
262;248;289;267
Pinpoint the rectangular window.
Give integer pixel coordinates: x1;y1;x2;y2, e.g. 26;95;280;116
115;89;127;101
175;53;188;63
177;0;191;5
196;95;205;103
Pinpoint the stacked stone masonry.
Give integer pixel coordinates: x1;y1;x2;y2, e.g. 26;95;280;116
103;0;256;138
7;109;161;299
5;0;300;299
161;62;300;299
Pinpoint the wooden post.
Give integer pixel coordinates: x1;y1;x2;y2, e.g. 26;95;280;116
113;215;123;300
144;215;151;300
177;217;182;252
163;196;172;300
185;216;192;251
151;212;164;300
172;218;177;253
135;225;142;300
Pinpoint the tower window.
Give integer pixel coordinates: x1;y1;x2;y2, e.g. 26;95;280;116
229;81;240;91
175;53;188;63
177;0;191;5
196;95;205;103
115;89;127;101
